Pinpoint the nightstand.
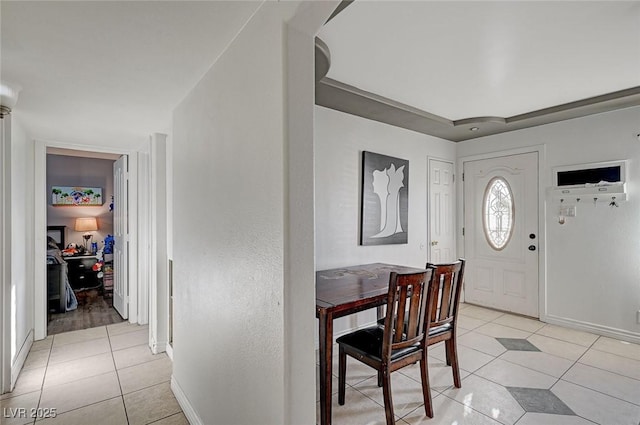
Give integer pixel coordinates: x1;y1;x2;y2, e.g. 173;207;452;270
65;255;101;291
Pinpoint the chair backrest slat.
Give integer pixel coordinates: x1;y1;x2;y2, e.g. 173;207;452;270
406;285;422;340
394;284;409;343
426;260;465;329
381;270;435;361
439;272;453;321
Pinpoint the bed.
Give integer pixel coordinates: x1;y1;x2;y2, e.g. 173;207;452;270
47;237;78;313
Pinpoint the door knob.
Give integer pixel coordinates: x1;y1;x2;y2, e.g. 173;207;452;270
528;245;536;251
431;241;438;246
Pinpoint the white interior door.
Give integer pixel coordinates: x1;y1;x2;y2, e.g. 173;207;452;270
463;152;539;317
429;159;455;263
113;155;129;319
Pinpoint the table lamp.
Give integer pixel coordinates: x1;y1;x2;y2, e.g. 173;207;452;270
75;217;98;251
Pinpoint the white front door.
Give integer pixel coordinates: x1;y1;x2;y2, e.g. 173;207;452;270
113;155;129;319
429;159;455;263
463;152;539;317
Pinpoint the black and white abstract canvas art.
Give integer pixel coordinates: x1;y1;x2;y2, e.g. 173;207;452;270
361;151;409;245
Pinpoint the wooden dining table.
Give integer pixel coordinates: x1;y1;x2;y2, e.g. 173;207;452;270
316;263;429;425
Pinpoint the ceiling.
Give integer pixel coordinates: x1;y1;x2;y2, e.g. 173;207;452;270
1;1;261;148
317;1;640;141
2;1;638;147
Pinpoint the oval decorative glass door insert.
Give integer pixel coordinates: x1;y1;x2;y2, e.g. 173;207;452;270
483;177;514;250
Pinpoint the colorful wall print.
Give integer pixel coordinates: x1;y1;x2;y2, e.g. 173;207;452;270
51;186;103;206
361;151;409;245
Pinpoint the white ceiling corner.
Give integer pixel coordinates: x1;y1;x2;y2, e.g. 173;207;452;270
1;1;262;148
319;1;640;121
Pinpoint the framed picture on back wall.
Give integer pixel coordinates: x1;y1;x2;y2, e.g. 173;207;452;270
360;151;409;245
51;186;103;206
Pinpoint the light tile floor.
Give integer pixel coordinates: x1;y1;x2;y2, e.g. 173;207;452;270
1;323;186;425
318;303;640;425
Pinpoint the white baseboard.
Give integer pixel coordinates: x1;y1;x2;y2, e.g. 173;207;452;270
165;343;173;361
11;329;33;389
151;337;167;355
543;314;640;344
171;375;203;425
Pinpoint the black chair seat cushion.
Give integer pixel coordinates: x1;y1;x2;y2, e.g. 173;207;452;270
337;327;421;362
376;318;453;339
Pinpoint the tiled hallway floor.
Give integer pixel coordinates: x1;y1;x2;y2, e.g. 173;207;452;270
4;304;640;425
1;323;186;425
318;303;640;425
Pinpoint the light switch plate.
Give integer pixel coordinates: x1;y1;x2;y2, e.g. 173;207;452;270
560;205;576;217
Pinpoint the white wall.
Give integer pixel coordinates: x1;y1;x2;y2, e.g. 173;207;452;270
314;106;456;335
10;116;34;376
46;154;114;248
171;3;314;424
457;106;640;340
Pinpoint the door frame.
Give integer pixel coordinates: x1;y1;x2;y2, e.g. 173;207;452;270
456;145;547;319
427;156;456;263
33;140;142;340
148;133;169;355
112;154;130;320
1;115;11;393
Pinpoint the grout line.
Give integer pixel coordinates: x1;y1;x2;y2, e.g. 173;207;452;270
106;326;130;425
553;377;640;408
587;345;640;363
37;396;123;421
531;327;599;348
576;355;640;383
146;411;185;424
496;352;573;380
120;379;173;397
554;336;640;408
33;335;55;423
556;336;599;382
116;355;169;374
511;409;527;425
439;392;516;424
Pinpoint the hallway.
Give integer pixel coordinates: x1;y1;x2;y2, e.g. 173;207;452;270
0;323;185;425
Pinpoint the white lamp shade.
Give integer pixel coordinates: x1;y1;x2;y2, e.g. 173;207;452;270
75;217;98;232
0;82;21;110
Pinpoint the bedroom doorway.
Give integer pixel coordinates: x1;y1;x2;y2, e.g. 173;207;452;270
34;141;142;341
45;148;126;335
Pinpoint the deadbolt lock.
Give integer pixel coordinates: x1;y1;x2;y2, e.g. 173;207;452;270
431;241;438;246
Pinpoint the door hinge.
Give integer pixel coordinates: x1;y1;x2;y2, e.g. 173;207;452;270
462;227;465;236
453;174;455;183
462;172;465;182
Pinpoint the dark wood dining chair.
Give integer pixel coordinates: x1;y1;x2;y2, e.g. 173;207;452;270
336;269;436;424
370;259;466;418
424;259;466;389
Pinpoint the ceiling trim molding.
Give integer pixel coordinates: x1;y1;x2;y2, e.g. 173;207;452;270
315;38;331;82
316;78;640;142
325;0;354;23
